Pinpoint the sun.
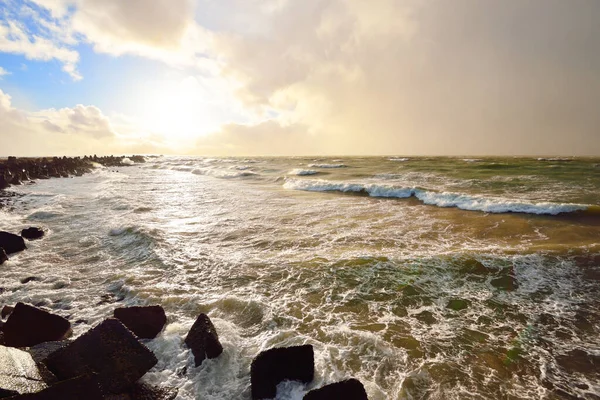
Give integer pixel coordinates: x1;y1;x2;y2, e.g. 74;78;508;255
141;77;219;142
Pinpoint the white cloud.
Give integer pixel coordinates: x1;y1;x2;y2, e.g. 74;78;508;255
0;66;11;77
0;16;81;80
0;89;150;155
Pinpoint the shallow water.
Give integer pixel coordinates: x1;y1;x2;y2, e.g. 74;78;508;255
1;156;599;399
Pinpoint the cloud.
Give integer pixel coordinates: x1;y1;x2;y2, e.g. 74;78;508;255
196;120;317;156
0;66;11;77
209;0;600;155
0;89;142;155
0;4;81;80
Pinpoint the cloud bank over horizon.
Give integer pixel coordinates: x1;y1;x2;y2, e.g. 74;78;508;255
1;0;599;156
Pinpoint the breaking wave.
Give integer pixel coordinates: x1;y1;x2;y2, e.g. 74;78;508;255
283;178;591;215
289;169;318;176
307;163;346;168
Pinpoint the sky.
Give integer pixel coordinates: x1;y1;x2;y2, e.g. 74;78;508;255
0;0;599;156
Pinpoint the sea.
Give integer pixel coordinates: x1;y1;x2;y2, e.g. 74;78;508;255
1;156;599;400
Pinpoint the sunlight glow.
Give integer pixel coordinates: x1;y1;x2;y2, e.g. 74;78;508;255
141;77;219;141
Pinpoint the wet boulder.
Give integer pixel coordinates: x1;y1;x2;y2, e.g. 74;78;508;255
0;248;7;265
184;313;223;367
0;232;26;255
2;303;71;348
0;345;47;396
113;305;166;339
110;383;178;400
26;340;71;364
251;345;314;400
42;318;157;394
1;305;14;320
5;374;103;399
303;379;368;400
20;228;44;241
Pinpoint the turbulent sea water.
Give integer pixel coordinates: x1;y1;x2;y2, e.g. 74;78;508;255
1;156;599;399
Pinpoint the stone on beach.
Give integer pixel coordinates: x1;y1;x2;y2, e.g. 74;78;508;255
42;318;157;394
2;303;71;348
0;345;47;396
303;379;369;400
20;228;45;241
184;313;223;367
113;305;167;339
251;344;314;400
0;232;26;255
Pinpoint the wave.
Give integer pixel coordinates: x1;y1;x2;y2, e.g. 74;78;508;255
388;158;410;162
283;178;591;215
307;163;346;168
191;168;258;179
289;169;318;176
537;157;573;162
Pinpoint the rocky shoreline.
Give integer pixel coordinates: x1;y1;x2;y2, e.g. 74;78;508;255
0;155;146;191
0;301;368;399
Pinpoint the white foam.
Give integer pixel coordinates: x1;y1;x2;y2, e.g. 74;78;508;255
121;158;135;165
192;168;257;179
289;169;318;176
388;158;410;162
307;164;346;168
283;178;589;215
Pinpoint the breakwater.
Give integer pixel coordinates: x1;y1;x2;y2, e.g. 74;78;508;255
0;155;146;190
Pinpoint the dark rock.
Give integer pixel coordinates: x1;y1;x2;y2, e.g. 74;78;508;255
251;345;314;400
42;318;157;394
114;305;166;339
0;248;7;265
125;383;178;400
0;232;26;255
303;379;368;400
0;176;9;190
20;228;44;241
5;374;103;399
184;313;223;367
0;388;19;398
97;293;124;306
20;277;40;285
1;306;13;320
26;340;71;363
2;303;71;348
0;345;47;396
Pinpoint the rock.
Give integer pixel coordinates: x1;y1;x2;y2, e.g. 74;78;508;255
303;379;368;400
0;248;7;265
20;228;44;241
20;277;40;285
0;345;47;396
2;303;71;348
42;318;157;394
1;306;14;320
5;374;103;399
26;340;71;364
251;345;314;400
115;383;178;400
184;313;223;367
0;232;26;255
113;305;166;339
